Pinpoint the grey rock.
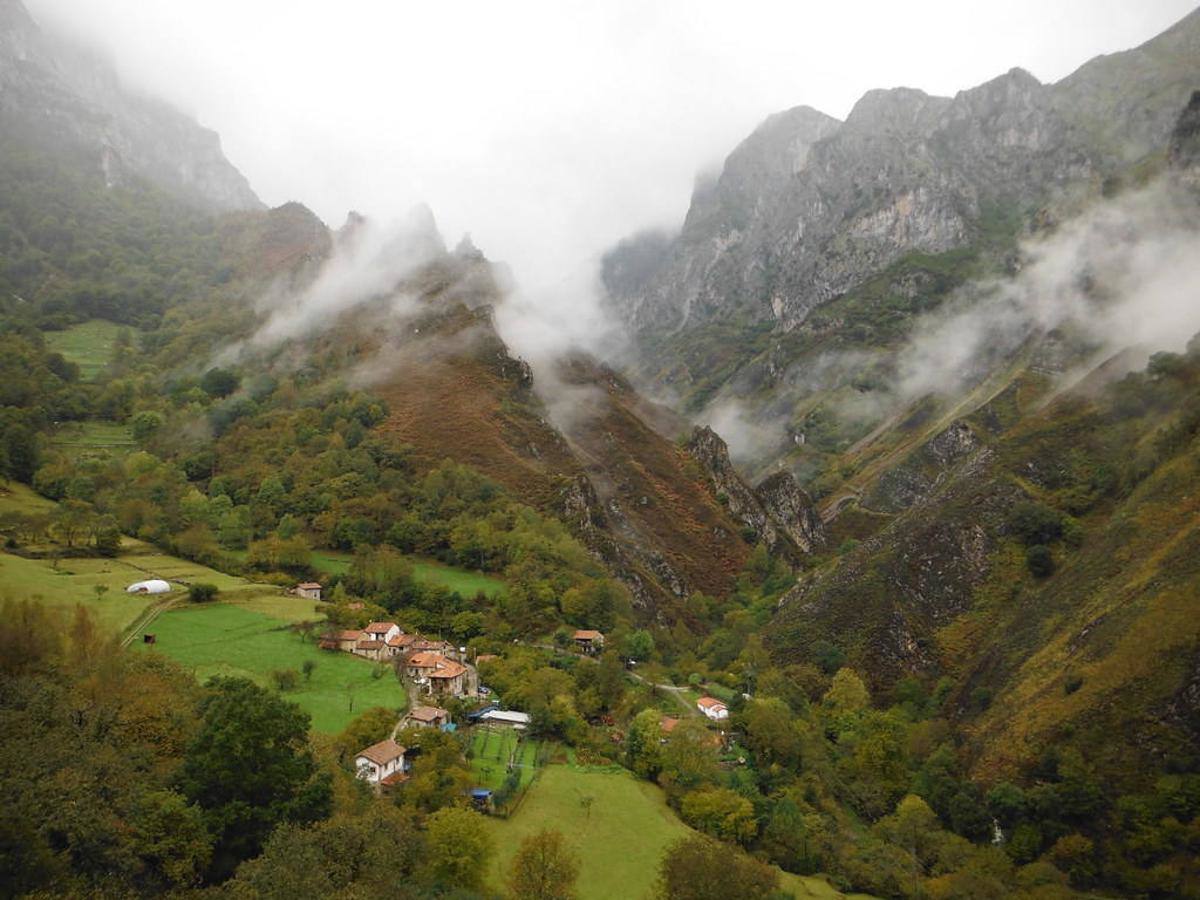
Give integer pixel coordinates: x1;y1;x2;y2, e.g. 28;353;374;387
0;0;261;211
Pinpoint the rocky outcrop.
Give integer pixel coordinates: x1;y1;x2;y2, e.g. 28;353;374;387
1169;90;1200;185
0;0;261;211
687;425;824;559
605;8;1200;371
754;471;824;554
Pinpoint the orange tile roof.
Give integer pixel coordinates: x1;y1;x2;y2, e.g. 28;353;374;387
356;639;384;650
389;633;417;647
661;716;680;734
428;659;467;679
333;629;363;641
297;582;322;590
573;629;604;640
697;696;727;710
407;705;449;722
356;739;406;766
365;621;399;634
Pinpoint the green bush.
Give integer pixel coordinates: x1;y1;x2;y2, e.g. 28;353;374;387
1026;545;1055;578
1009;502;1064;546
188;582;219;603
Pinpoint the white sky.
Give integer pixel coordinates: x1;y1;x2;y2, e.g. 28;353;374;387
22;0;1200;349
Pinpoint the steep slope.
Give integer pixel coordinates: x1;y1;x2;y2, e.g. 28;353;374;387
0;0;260;212
604;8;1200;490
351;267;822;615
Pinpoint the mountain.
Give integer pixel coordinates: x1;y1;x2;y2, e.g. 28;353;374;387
604;8;1200;415
262;229;826;615
0;0;260;212
599;4;1200;798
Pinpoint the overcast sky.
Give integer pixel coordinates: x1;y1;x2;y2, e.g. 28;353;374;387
23;0;1200;350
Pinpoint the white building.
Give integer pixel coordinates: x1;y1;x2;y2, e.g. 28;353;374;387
354;738;408;785
480;709;531;730
696;697;729;721
126;579;171;594
363;621;402;644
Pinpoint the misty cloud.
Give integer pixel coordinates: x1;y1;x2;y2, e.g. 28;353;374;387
248;207;445;349
894;179;1200;402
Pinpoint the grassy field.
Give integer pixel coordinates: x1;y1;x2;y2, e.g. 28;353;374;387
42;319;125;380
135;602;404;733
311;551;505;597
0;487;311;635
51;421;135;460
481;765;857;900
0;551;161;634
468;727;541;792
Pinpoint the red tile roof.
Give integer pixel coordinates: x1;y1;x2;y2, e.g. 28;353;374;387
296;582;322;590
356;739;406;766
697;696;727;710
365;621;399;634
356;639;384;650
406;705;449;722
333;630;363;641
661;716;680;734
388;633;416;647
380;771;410;786
573;629;604;641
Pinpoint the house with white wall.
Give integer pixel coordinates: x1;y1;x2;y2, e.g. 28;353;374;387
696;696;729;721
354;739;409;785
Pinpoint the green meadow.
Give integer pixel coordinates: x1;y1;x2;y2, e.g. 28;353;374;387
42;319;126;380
135;602;405;733
311;550;506;597
480;764;859;899
468;727;541;792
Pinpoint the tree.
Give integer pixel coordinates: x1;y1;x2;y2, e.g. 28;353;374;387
659;719;720;798
508;829;580;900
1026;544;1055;577
271;669;299;692
824;667;870;712
130;410;165;444
176;678;331;881
301;659;316;682
739;697;802;768
626;708;664;778
423;807;493;891
656;834;778;899
623;628;655;662
679;788;757;844
200;367;240;399
189;583;219;603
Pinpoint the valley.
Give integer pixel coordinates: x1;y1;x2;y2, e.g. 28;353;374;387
1;0;1199;897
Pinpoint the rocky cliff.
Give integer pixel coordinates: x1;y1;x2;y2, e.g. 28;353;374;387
0;0;261;211
605;7;1200;362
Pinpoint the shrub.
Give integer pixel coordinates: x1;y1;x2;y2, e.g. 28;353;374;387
1009;502;1064;546
271;668;299;692
1026;545;1055;578
188;583;219;603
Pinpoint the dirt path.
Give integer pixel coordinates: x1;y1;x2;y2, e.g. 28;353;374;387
120;595;180;649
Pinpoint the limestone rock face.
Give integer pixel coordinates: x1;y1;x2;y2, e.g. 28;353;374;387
0;0;262;211
604;8;1200;349
687;425;824;558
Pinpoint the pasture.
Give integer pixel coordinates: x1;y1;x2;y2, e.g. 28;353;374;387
481;764;862;900
51;421;135;460
468;726;541;792
135;602;405;733
311;550;506;597
42;319;125;380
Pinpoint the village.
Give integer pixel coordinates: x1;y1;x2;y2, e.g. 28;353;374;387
303;602;736;806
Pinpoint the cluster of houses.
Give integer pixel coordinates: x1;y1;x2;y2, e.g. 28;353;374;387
320;621;477;698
